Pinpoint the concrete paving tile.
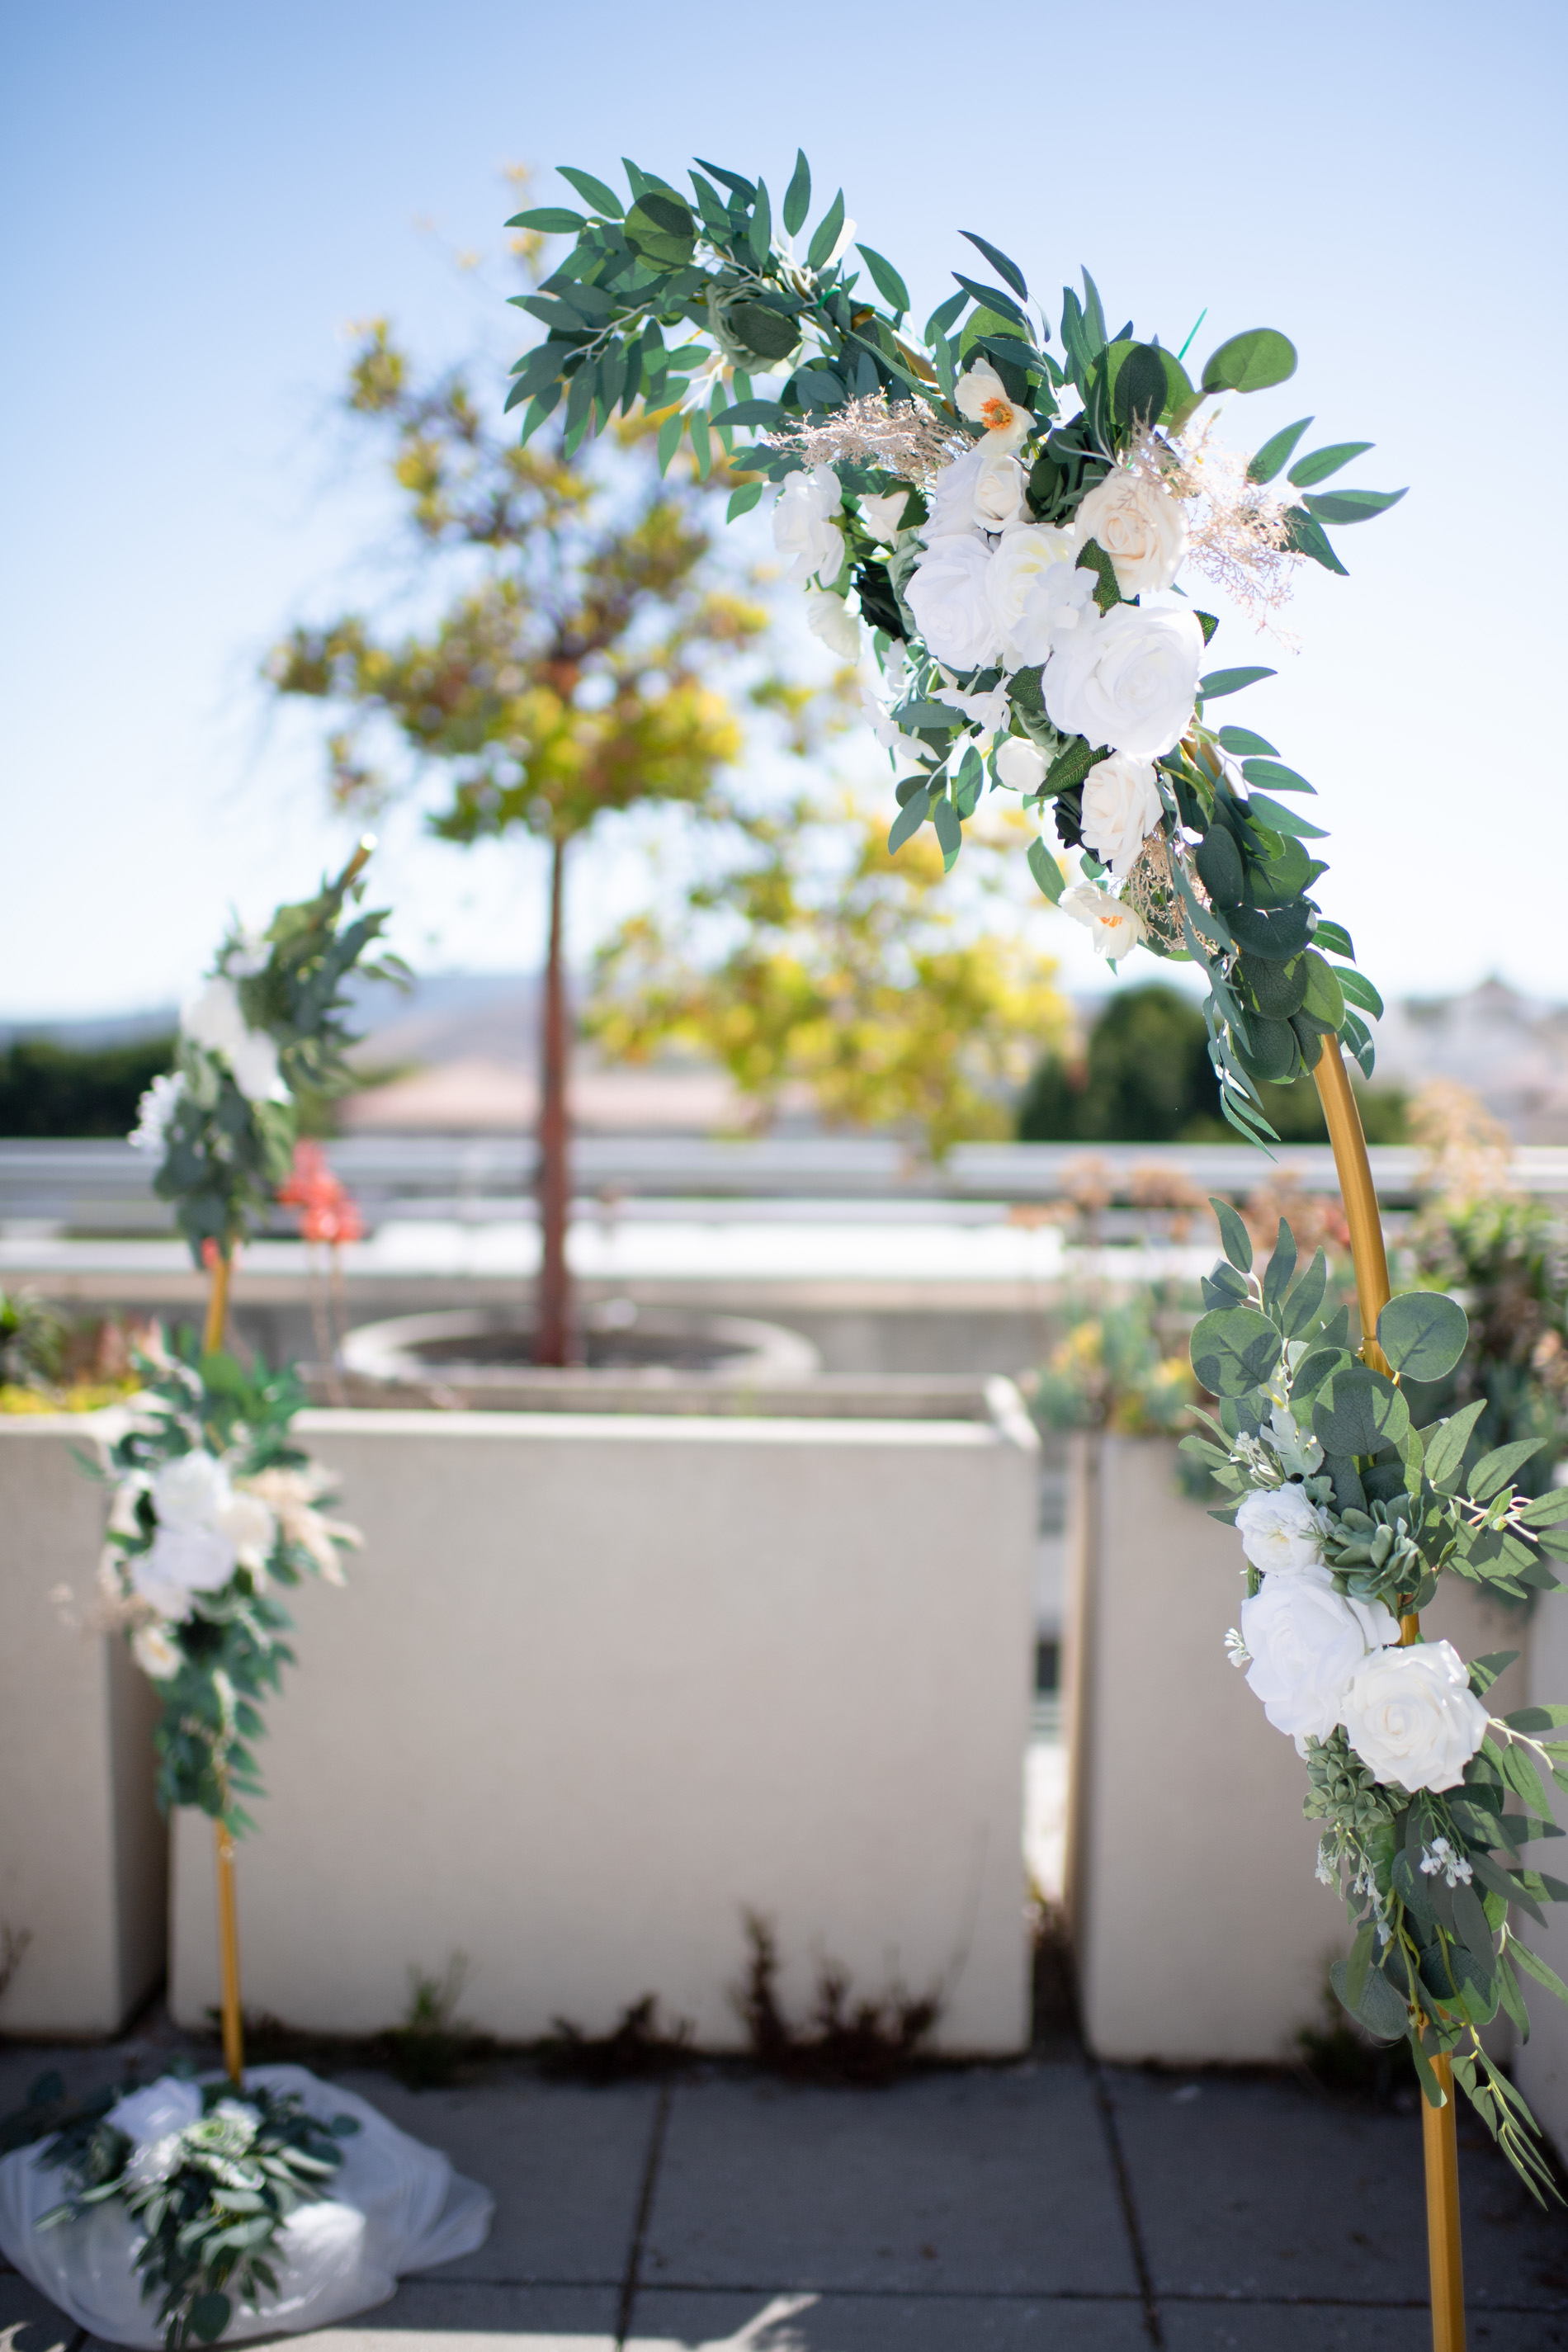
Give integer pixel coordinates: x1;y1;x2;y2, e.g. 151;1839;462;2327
626;2288;1149;2350
1161;2299;1568;2350
333;2071;658;2287
641;2066;1137;2298
1106;2068;1568;2312
0;2272;78;2352
281;2279;618;2347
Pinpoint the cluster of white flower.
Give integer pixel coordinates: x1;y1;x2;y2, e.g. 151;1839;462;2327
1231;1465;1489;1792
770;356;1211;966
181;975;288;1105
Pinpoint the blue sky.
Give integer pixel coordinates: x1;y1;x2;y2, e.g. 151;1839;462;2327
2;0;1565;1021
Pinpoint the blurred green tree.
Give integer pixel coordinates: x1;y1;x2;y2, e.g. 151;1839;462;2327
266;294;828;1363
0;1035;176;1137
1018;985;1405;1145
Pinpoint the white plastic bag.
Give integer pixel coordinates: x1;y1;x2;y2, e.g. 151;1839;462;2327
0;2065;492;2346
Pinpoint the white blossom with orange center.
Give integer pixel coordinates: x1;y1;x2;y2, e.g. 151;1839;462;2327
955;358;1032;451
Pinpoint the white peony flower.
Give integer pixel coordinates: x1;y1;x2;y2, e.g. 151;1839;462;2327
985;526;1076;659
994;736;1050;792
772;465;846;585
905;536;1004;672
125;2132;187;2189
1342;1640;1490;1793
1235;1481;1329;1576
804;588;862;661
108;2076;204;2147
1079;752;1163;879
1043;603;1204;758
858;489;910;544
1241;1568;1400;1750
1010;559;1101;668
955;358;1032;451
1073;467;1188;595
132;1622;183;1681
129;1070;185;1154
182;977;286;1105
1060;884;1146;961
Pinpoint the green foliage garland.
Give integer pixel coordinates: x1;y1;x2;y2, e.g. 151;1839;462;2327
505;150;1406;1145
1186;1210;1568;2198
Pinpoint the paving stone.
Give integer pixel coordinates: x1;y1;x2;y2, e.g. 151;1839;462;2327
1160;2298;1568;2350
641;2066;1136;2298
0;2272;78;2352
1106;2067;1568;2312
626;2288;1149;2350
281;2279;618;2347
332;2071;658;2288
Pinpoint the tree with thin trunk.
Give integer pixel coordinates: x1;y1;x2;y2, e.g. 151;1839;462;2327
267;322;824;1363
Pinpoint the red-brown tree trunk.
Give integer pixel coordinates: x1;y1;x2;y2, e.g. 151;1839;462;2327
535;834;570;1366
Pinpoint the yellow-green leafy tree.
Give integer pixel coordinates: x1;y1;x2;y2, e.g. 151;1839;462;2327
267;313;834;1362
588;800;1070;1159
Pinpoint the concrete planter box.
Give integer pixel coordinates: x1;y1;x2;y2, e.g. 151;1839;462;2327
0;1419;167;2035
1065;1433;1529;2065
171;1395;1038;2053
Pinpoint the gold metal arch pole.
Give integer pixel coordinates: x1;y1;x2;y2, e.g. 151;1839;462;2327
1312;1041;1465;2352
202;1254;246;2087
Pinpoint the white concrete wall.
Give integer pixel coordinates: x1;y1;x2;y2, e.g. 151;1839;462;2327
1065;1434;1529;2065
171;1405;1037;2054
0;1419;168;2034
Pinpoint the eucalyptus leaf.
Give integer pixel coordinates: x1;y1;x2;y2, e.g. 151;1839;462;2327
1377;1292;1469;1383
1202;328;1298;394
1209;1195;1254;1273
1313;1364;1410;1456
1190;1306;1282;1397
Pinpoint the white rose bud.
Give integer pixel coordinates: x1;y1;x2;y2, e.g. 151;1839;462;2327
1079;752;1164;880
1342;1640;1490;1793
804;588;862;662
1241;1568;1400;1750
132;1622;183;1681
986;525;1076;660
955;358;1032;451
858;489;910;544
905;536;1004;673
1043;604;1203;759
923;447;986;541
972;449;1027;535
1060;884;1146;961
1074;468;1188;596
772;465;846;586
994;736;1050;792
1235;1481;1330;1576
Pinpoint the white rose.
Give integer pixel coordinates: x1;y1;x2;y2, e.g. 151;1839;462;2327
1010;559;1100;668
955;358;1032;451
995;736;1050;791
108;2077;204;2147
1235;1481;1329;1575
905;536;1004;673
133;1523;238;1618
986;526;1076;659
858;489;910;544
1241;1568;1400;1750
1079;752;1164;879
132;1622;183;1681
1343;1640;1490;1793
973;449;1027;535
924;447;987;541
1061;884;1146;961
804;588;862;661
182;977;286;1106
772;465;845;585
1074;468;1188;595
1043;603;1203;758
153;1451;233;1530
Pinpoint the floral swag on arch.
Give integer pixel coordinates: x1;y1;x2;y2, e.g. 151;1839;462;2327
504;147;1568;2199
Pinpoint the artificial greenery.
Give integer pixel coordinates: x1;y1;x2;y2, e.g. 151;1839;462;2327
132;851;401;1266
1186;1205;1568;2198
17;2071;357;2349
94;1335;358;1831
505;150;1405;1145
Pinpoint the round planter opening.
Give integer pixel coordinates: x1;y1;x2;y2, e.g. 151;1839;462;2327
339;1303;820;1406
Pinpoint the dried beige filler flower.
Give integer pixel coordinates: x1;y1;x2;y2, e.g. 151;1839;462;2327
763;393;968;489
1129;422;1302;624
